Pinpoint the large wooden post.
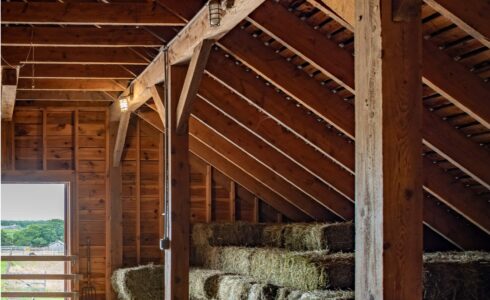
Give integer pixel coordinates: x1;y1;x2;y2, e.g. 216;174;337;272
107;119;123;299
162;64;190;300
355;0;423;299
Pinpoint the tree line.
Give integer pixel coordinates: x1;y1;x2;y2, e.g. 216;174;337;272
1;219;64;247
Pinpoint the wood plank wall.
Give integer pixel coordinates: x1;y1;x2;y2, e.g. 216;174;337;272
2;107;108;300
1;107;285;297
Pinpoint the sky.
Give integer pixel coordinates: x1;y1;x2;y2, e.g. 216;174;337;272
1;184;65;221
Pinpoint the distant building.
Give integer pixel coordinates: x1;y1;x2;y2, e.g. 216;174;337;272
47;240;65;252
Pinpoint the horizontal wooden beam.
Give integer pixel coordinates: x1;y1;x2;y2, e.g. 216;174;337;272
424;0;490;48
1;274;81;280
1;67;19;120
1;292;78;298
1;2;184;26
2;255;76;261
2;47;150;65
17;79;127;91
19;65;141;80
1;27;164;48
16;90;115;101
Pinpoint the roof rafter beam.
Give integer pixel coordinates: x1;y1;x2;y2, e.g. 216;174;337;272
200;48;490;243
1;2;185;26
17;79;127;91
1;27;165;48
244;1;490;188
316;0;490;129
111;0;266;120
2;47;150;65
424;0;490;48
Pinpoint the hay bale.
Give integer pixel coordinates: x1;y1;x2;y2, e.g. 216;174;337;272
423;251;490;300
198;246;354;291
249;248;354;290
276;288;354;300
217;275;254;300
280;222;353;252
111;264;164;300
262;224;285;248
189;268;224;300
192;222;354;252
192;222;265;247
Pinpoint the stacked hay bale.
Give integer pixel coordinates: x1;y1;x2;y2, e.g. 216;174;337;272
112;264;164;300
190;222;355;298
189;267;354;300
111;222;489;300
191;222;490;300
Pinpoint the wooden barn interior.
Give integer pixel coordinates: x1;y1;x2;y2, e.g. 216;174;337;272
0;0;489;299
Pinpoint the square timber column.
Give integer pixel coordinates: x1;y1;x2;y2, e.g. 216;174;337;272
355;0;423;299
164;64;190;300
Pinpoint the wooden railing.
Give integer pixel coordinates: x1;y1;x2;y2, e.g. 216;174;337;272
1;255;79;299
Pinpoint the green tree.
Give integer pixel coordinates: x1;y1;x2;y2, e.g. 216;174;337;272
11;220;64;247
1;230;14;246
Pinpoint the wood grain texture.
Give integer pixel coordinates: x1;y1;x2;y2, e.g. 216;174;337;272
1;2;184;26
354;0;423;299
424;0;490;48
175;39;213;134
164;65;190;300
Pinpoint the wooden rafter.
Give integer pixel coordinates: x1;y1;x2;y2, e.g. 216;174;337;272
241;2;490;199
15;91;115;102
1;47;150;65
192;98;347;220
189;117;331;221
199;75;354;200
18;65;140;80
314;0;490;129
110;0;266;121
188;137;310;222
1;27;164;48
424;0;490;48
1;2;184;26
219;28;356;138
17;79;127;91
201;49;490;243
1;67;19;121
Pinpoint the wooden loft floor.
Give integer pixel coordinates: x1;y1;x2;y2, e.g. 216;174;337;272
1;0;489;299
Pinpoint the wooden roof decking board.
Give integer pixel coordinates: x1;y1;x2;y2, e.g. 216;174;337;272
1;2;185;26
